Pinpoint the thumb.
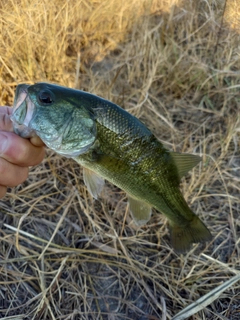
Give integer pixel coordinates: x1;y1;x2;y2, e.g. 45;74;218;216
0;106;14;132
0;106;45;147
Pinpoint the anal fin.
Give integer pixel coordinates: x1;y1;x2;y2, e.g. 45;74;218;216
83;167;105;199
128;195;152;226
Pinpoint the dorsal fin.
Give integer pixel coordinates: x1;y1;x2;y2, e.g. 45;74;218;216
127;195;152;226
170;152;202;179
83;167;105;199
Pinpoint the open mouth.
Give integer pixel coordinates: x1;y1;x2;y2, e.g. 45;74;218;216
10;84;37;138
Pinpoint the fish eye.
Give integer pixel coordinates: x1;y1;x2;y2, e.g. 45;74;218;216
38;90;54;105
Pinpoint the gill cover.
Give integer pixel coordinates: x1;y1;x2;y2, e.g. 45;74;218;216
11;83;97;157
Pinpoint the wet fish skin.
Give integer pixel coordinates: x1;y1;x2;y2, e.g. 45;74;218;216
11;83;212;252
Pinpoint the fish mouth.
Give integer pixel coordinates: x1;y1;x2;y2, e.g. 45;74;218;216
10;84;37;138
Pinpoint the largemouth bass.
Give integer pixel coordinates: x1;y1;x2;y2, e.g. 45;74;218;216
11;83;212;252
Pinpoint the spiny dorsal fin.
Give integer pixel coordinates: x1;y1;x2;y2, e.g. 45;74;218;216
170;152;202;179
127;195;152;226
83;167;105;199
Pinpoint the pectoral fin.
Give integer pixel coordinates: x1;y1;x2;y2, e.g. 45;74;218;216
128;195;152;226
83;167;105;199
170;152;202;179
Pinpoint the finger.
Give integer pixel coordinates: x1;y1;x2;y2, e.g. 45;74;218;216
0;132;45;167
30;135;45;147
0;158;29;187
0;185;7;199
0;106;13;132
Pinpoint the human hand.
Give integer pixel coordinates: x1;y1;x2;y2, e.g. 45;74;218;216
0;106;45;198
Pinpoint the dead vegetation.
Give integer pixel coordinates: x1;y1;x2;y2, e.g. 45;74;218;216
0;0;240;319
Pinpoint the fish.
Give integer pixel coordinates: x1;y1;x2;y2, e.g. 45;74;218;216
11;83;212;252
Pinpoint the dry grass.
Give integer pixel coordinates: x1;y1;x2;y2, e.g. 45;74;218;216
0;0;240;319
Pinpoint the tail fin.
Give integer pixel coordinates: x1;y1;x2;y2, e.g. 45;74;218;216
169;216;212;253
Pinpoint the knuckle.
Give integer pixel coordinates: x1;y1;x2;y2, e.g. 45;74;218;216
0;113;13;131
26;146;45;167
0;185;7;199
18;167;29;184
18;142;30;161
0;159;6;175
34;147;45;164
0;158;29;187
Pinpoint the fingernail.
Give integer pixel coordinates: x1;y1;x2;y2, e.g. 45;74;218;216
0;132;8;154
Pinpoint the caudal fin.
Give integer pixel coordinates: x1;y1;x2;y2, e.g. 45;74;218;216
169;216;212;253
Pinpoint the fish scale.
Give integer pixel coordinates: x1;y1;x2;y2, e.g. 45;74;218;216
11;82;212;252
79;116;195;223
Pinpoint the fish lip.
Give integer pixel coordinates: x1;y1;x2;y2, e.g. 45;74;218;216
11;84;37;138
14;85;29;111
